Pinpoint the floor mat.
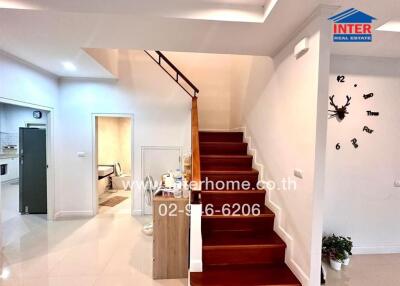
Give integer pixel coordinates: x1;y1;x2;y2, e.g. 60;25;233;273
99;196;128;207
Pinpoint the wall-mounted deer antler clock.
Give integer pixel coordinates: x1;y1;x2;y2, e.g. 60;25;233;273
329;75;379;150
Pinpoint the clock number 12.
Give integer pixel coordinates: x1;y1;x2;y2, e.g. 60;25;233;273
337;75;345;83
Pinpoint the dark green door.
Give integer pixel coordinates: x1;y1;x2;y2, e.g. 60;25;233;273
19;128;47;214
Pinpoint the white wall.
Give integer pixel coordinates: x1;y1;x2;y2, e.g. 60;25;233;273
229;15;330;286
0;50;58;248
0;50;192;217
324;55;400;254
0;51;58;108
0;104;4;132
58;50;191;216
0;104;48;132
163;52;234;130
1;48;235;216
88;49;245;130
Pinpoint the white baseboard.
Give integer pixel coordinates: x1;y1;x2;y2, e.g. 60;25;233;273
232;126;310;285
190;204;203;273
189;260;203;272
353;245;400;255
198;128;232;132
54;210;94;220
131;209;143;216
231;127;264;179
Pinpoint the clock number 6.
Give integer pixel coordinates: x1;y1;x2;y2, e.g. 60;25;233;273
336;143;341;150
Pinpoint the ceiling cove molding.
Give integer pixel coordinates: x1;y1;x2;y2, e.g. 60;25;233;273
270;4;340;58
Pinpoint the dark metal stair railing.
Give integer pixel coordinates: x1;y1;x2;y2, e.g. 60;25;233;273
144;50;199;98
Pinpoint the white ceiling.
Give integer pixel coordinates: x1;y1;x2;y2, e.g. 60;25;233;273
186;0;268;6
0;0;268;20
0;0;399;78
196;0;267;6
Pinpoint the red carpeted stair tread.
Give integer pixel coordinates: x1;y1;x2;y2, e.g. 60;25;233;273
202;205;274;218
202;169;259;175
200;142;248;155
201;155;253;171
190;264;301;286
203;231;285;247
199;131;244;143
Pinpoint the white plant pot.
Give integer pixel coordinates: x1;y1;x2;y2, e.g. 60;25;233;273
343;255;351;266
330;258;342;271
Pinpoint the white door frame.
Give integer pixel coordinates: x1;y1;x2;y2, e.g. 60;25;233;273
140;146;182;215
91;113;134;215
0;97;55;220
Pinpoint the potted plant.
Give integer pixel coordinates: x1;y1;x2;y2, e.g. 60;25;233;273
322;234;348;271
329;248;346;271
340;236;353;266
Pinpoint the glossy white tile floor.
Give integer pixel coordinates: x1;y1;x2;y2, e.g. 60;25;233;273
4;182;399;286
1;181;19;224
324;254;400;285
1;182;188;286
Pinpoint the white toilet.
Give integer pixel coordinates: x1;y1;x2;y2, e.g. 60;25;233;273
112;163;131;190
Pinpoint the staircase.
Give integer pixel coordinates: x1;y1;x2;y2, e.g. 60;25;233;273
190;131;301;286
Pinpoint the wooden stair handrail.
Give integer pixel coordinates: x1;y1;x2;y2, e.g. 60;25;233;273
189;96;203;273
191;97;201;204
144;50;199;98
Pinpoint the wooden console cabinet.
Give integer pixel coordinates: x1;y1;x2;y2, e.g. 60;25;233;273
153;195;189;279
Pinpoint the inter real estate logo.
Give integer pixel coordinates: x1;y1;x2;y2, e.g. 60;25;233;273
328;8;376;42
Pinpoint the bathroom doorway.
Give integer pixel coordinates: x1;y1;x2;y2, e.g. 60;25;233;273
93;114;133;215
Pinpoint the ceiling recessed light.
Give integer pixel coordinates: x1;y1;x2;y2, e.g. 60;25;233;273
62;61;77;71
0;0;36;10
376;20;400;32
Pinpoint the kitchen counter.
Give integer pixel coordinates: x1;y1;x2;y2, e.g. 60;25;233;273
0;155;19;182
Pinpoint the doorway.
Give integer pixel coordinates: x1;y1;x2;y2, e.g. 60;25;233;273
0;102;50;226
93;114;133;215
